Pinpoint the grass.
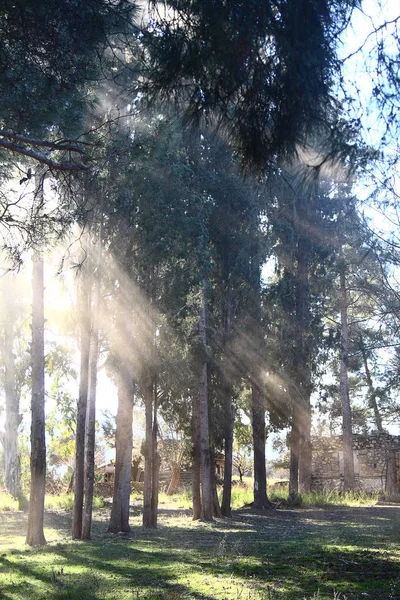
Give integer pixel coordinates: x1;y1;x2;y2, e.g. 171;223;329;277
301;490;380;508
0;492;105;512
0;491;399;600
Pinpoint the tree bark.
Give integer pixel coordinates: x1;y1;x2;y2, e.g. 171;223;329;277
360;338;383;433
150;383;160;528
81;261;101;541
248;233;271;510
199;283;213;521
192;393;202;520
108;359;134;533
293;231;312;495
210;447;221;517
1;276;23;500
221;288;234;518
26;253;46;546
339;256;355;491
72;259;91;540
221;383;234;517
167;466;180;496
385;450;399;497
252;382;270;508
298;401;312;493
143;381;155;528
289;408;300;496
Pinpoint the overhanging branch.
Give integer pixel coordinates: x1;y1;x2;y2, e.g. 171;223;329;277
0;131;90;171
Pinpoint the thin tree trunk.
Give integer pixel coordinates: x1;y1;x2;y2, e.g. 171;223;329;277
199;282;213;521
150;382;160;528
221;384;234;517
26;253;46;546
252;382;271;508
108;360;134;533
143;381;154;528
289;407;300;496
1;277;23;500
72;258;91;539
221;288;234;518
339;256;355;491
249;236;271;510
82;227;102;541
167;466;181;496
81;287;100;540
192;394;202;520
299;401;312;493
360;338;383;433
293;232;312;495
210;447;221;517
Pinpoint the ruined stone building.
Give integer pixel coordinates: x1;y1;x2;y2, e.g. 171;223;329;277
312;433;400;494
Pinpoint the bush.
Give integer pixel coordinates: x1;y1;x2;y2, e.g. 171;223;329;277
0;493;19;511
44;494;105;511
301;489;379;507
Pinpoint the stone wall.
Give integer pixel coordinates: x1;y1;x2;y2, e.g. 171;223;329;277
311;433;400;493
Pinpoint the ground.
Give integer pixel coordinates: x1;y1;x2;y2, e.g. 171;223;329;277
0;501;399;600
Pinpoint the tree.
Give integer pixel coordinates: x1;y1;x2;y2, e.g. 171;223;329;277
338;250;356;490
108;358;135;533
233;419;253;483
107;285;135;534
142;0;357;171
72;237;92;540
0;273;25;501
26;251;46;546
0;0;137;170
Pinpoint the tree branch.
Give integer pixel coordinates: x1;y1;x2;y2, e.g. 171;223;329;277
0;139;89;171
0;130;86;154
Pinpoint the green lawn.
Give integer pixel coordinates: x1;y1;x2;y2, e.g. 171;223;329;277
0;502;399;599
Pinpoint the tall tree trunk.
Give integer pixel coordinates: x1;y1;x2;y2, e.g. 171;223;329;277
292;232;312;495
150;383;160;528
1;276;23;500
192;394;202;520
221;288;234;518
72;258;91;539
142;381;152;528
108;359;134;533
252;382;270;508
360;338;383;433
26;253;46;546
221;385;234;516
209;447;221;517
298;402;312;493
143;380;158;529
289;407;300;496
339;256;355;491
249;249;271;510
81;253;101;541
199;282;213;521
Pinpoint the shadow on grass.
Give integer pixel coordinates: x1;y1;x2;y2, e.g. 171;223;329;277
1;505;400;599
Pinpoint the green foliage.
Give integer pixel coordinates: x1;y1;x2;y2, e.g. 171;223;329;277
143;0;357;171
0;492;19;511
44;494;105;511
301;489;380;508
0;0;137;137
